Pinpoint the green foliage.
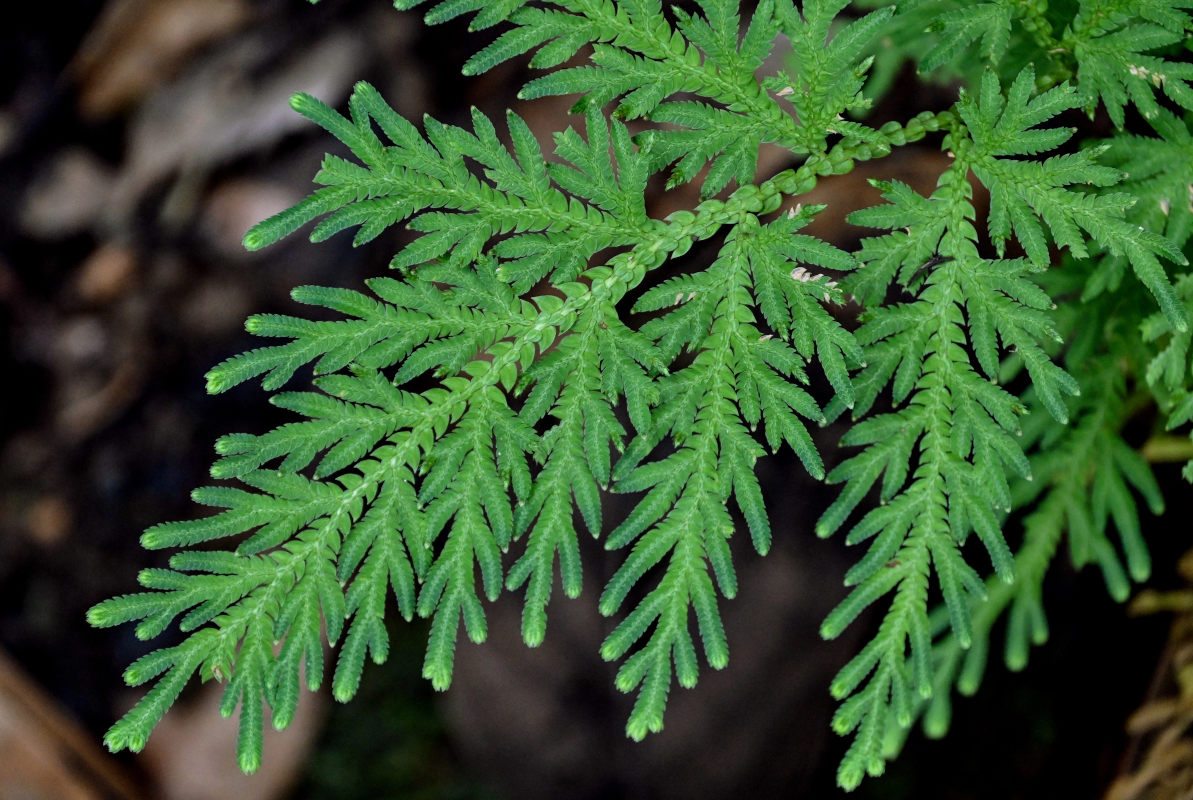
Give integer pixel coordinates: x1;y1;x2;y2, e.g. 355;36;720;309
90;0;1193;791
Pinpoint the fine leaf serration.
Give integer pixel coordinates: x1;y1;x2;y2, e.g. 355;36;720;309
90;0;1193;791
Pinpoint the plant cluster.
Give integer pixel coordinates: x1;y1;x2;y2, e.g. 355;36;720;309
89;0;1193;790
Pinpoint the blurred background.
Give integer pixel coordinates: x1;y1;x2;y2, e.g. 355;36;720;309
0;1;1189;798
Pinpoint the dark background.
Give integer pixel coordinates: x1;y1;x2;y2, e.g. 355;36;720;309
0;1;1182;798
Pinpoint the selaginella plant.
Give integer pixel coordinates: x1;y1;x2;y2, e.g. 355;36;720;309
87;0;1193;790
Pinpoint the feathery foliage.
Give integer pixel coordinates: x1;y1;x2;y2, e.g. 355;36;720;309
90;0;1193;791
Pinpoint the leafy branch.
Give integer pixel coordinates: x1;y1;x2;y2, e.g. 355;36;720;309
818;66;1184;788
88;0;1193;792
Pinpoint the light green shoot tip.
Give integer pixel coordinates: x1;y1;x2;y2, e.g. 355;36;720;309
289;92;315;113
205;370;229;395
242;227;268;252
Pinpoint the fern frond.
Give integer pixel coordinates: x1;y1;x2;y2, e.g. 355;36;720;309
507;310;663;645
883;343;1165;764
817;69;1133;788
243;85;649;288
97;69;920;763
599;209;857;737
95;187;670;767
918;3;1014;74
852;0;1066;97
1065;0;1193;128
90;0;1193;789
1084;109;1193;317
957;67;1189;330
406;0;898;194
771;0;893;140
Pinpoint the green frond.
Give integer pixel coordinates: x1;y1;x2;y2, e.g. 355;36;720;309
879;347;1165;765
93;0;1193;790
1068;2;1193;128
102;632;217;755
241;83;649;276
958;68;1189;335
773;0;892;138
815;64;1157;781
918;3;1013;74
464;0;849;193
600;221;855;729
97;66;841;763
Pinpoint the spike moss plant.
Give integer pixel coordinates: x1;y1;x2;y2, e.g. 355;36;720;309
88;0;1193;790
